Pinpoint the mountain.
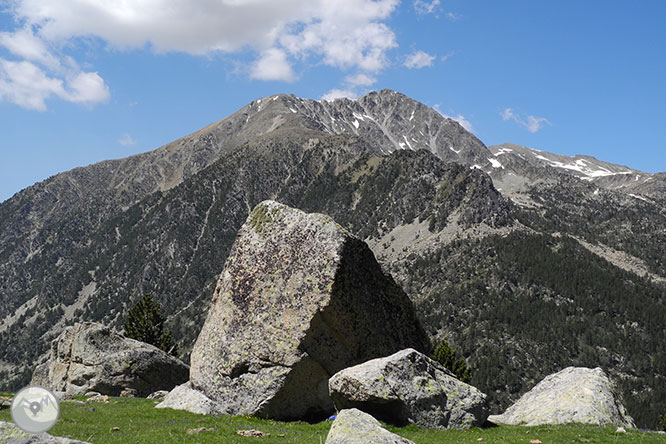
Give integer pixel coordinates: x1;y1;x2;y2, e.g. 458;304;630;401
1;90;665;428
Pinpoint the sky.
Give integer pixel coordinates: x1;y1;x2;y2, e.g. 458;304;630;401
1;0;665;203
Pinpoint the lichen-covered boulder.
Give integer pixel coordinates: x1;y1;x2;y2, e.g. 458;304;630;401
488;367;635;428
0;421;90;444
31;322;189;397
325;409;414;444
190;200;431;420
329;348;488;429
155;382;222;415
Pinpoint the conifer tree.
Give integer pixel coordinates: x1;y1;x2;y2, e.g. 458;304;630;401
432;338;471;383
123;294;176;355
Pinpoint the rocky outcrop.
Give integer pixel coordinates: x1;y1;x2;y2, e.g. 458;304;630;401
488;367;635;428
155;383;222;415
31;322;188;397
325;409;414;444
329;348;488;429
189;201;431;420
0;421;90;444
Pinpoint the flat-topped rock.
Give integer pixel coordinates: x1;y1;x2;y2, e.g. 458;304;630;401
189;200;431;420
329;348;489;429
31;322;188;397
488;366;635;428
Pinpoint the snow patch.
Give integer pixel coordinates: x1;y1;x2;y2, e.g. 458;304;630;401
403;135;414;150
449;146;461;154
628;193;650;203
352;120;360;129
489;158;504;169
493;147;513;156
289;108;297;113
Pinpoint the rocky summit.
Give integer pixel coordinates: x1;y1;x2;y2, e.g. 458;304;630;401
329;348;489;430
488;367;635;428
189;200;431;420
31;322;188;397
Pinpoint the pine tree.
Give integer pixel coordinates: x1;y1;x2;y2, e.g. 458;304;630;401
123;294;176;355
432;338;471;383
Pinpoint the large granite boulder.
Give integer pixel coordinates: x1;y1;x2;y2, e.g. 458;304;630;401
488;367;635;428
325;409;414;444
0;421;90;444
190;200;431;420
31;322;189;397
329;348;488;429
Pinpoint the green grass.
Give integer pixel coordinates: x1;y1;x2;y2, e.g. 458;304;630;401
1;395;665;444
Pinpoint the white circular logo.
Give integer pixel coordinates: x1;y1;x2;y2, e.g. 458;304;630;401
10;386;60;434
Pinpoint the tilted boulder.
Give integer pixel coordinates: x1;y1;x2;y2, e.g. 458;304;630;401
0;421;91;444
329;348;489;429
31;322;188;397
189;200;431;420
155;382;222;415
325;409;414;444
488;366;635;428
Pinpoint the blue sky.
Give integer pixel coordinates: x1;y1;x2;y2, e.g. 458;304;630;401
1;0;664;202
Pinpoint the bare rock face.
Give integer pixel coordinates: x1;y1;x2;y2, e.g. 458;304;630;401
189;200;431;420
488;367;635;428
325;409;414;444
30;322;188;397
329;348;488;430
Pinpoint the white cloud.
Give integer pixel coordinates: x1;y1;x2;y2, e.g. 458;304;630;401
414;0;440;15
320;88;358;101
344;73;377;86
251;48;295;82
6;0;400;84
0;59;109;111
0;27;60;70
446;12;462;21
404;50;435;69
119;133;137;146
434;104;474;133
501;108;551;133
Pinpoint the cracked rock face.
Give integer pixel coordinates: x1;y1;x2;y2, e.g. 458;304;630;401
189;200;430;420
488;367;635;428
30;322;189;397
329;348;489;430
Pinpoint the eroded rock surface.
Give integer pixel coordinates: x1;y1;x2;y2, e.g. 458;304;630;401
190;200;430;420
488;367;635;427
31;322;188;397
329;348;488;429
325;409;414;444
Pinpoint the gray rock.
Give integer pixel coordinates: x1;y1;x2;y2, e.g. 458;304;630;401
190;201;431;420
155;383;222;415
488;367;635;428
329;348;488;430
325;409;414;444
30;322;189;397
0;421;90;444
146;390;169;400
0;399;10;410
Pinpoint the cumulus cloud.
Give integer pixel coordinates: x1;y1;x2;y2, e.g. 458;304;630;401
320;88;358;101
414;0;440;15
501;108;551;133
344;73;377;86
404;50;435;69
251;48;296;81
119;133;137;146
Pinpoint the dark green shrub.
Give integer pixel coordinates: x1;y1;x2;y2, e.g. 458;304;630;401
123;294;176;355
432;338;471;383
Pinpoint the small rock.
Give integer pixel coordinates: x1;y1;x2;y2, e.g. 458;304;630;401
615;427;626;433
477;439;483;442
87;394;109;403
155;382;223;415
110;427;120;431
236;429;270;437
325;409;414;444
187;427;215;434
0;399;10;410
84;392;101;398
530;440;542;444
147;390;169;400
120;388;137;398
